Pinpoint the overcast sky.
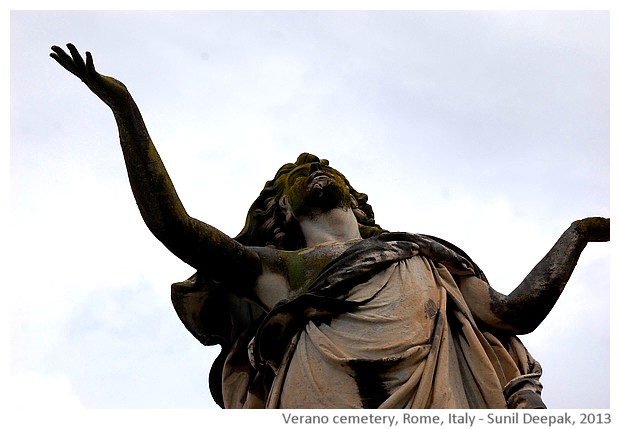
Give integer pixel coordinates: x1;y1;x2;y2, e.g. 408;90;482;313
8;7;612;418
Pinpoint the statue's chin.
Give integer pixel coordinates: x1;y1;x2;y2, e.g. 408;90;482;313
288;176;350;219
306;183;350;214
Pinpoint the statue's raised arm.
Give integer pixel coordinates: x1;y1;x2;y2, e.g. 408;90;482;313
50;44;261;285
459;216;610;334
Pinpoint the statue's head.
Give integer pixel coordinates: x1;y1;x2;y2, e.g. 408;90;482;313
236;153;384;250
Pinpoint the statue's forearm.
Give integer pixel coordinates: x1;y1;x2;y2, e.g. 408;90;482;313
110;95;189;241
109;95;260;278
50;44;262;283
491;223;588;334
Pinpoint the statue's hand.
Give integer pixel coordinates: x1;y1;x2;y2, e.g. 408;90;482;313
572;217;610;242
50;43;129;108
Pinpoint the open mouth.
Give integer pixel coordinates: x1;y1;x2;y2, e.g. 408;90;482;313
307;173;333;191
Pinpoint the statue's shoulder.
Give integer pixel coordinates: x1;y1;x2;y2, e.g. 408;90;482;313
417;233;486;280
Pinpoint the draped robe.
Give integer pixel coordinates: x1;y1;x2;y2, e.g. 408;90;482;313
171;232;545;409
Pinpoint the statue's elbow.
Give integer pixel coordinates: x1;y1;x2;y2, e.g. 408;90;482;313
490;305;544;336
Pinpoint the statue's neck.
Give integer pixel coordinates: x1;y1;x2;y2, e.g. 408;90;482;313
298;207;362;247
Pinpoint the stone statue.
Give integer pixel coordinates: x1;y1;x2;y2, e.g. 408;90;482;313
50;43;610;409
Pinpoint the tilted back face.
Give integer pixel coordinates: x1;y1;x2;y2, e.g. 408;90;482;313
282;161;352;220
236;153;384;250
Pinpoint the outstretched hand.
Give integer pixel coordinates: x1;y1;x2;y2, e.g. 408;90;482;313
572;217;610;242
50;43;129;108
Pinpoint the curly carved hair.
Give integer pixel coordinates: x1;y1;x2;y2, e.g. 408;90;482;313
235;153;384;250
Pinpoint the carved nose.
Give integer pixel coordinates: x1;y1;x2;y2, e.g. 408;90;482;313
309;162;322;173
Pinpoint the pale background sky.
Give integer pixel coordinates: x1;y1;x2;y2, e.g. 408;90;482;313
6;5;613;419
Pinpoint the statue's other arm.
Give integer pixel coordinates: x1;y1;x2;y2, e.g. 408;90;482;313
460;217;610;334
50;44;261;285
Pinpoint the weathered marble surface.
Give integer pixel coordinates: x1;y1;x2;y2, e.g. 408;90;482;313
51;43;610;409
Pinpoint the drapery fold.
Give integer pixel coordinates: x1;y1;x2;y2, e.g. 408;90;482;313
172;232;544;409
